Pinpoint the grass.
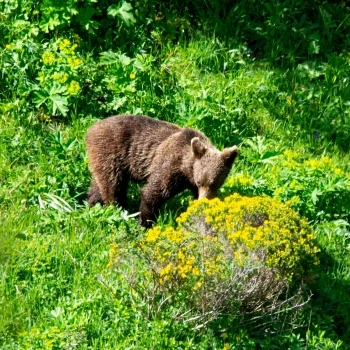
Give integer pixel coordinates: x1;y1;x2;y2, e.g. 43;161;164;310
1;0;350;348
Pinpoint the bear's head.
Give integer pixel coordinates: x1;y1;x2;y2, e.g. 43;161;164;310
191;137;238;200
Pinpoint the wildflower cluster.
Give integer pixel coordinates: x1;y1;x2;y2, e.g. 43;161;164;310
109;194;319;327
51;73;69;83
38;37;83;98
178;194;319;279
143;225;225;288
224;173;257;196
18;326;86;349
67;80;80;95
267;150;350;221
226;173;254;187
107;243;119;268
42;51;56;65
225;149;350;222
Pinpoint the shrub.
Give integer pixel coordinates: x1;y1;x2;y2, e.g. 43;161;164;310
268;151;350;222
109;194;319;331
225;142;350;223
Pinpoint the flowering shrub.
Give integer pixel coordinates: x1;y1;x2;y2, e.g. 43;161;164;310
225;148;350;222
109;194;319;329
268;151;350;222
33;37;84;117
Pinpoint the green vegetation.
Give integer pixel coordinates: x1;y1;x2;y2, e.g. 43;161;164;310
1;0;350;348
112;195;319;332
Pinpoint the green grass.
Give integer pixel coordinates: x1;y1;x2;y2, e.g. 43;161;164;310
1;0;350;348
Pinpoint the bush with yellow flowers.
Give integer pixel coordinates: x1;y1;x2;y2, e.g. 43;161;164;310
32;37;143;118
109;194;319;329
226;139;350;223
267;150;350;223
33;37;84;117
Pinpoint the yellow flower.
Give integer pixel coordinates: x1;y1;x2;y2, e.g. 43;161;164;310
108;243;120;267
58;38;72;54
306;159;322;170
42;51;56;65
274;187;283;197
192;267;200;276
146;226;161;243
334;167;345;177
5;44;11;49
286;196;301;207
128;194;318;298
283;149;298;159
67;56;83;68
52;72;69;83
193;281;203;290
227;173;254;187
289;180;304;191
322;156;332;165
130;73;136;79
67;80;80;95
160;263;173;276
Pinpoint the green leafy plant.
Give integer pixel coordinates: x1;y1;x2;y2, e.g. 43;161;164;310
31;38;83;117
226;147;350;223
33;83;69;116
108;1;136;27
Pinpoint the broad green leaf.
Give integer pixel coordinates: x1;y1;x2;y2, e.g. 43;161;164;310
311;189;323;205
99;51;131;66
50;307;64;318
49;83;67;96
118;2;136;26
308;40;320;54
30;27;39;36
33;84;69;116
108;2;136;27
50;94;69;116
107;4;120;17
77;6;95;26
99;51;121;65
39;14;61;33
119;53;131;66
261;151;281;164
33;89;49;107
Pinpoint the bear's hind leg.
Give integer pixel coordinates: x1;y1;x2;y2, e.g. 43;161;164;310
87;178;103;206
94;167;129;209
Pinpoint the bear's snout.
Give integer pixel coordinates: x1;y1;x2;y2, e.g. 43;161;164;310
198;186;217;200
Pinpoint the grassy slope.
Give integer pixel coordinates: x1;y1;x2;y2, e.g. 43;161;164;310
1;1;350;348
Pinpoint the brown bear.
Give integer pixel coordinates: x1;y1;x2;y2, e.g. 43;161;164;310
86;115;238;228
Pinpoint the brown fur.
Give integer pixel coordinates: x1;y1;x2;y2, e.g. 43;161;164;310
86;115;238;228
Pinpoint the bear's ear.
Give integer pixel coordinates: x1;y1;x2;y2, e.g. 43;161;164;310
191;137;207;159
221;146;238;167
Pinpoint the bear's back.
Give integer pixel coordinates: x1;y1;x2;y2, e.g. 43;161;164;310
86;115;184;182
87;115;181;142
